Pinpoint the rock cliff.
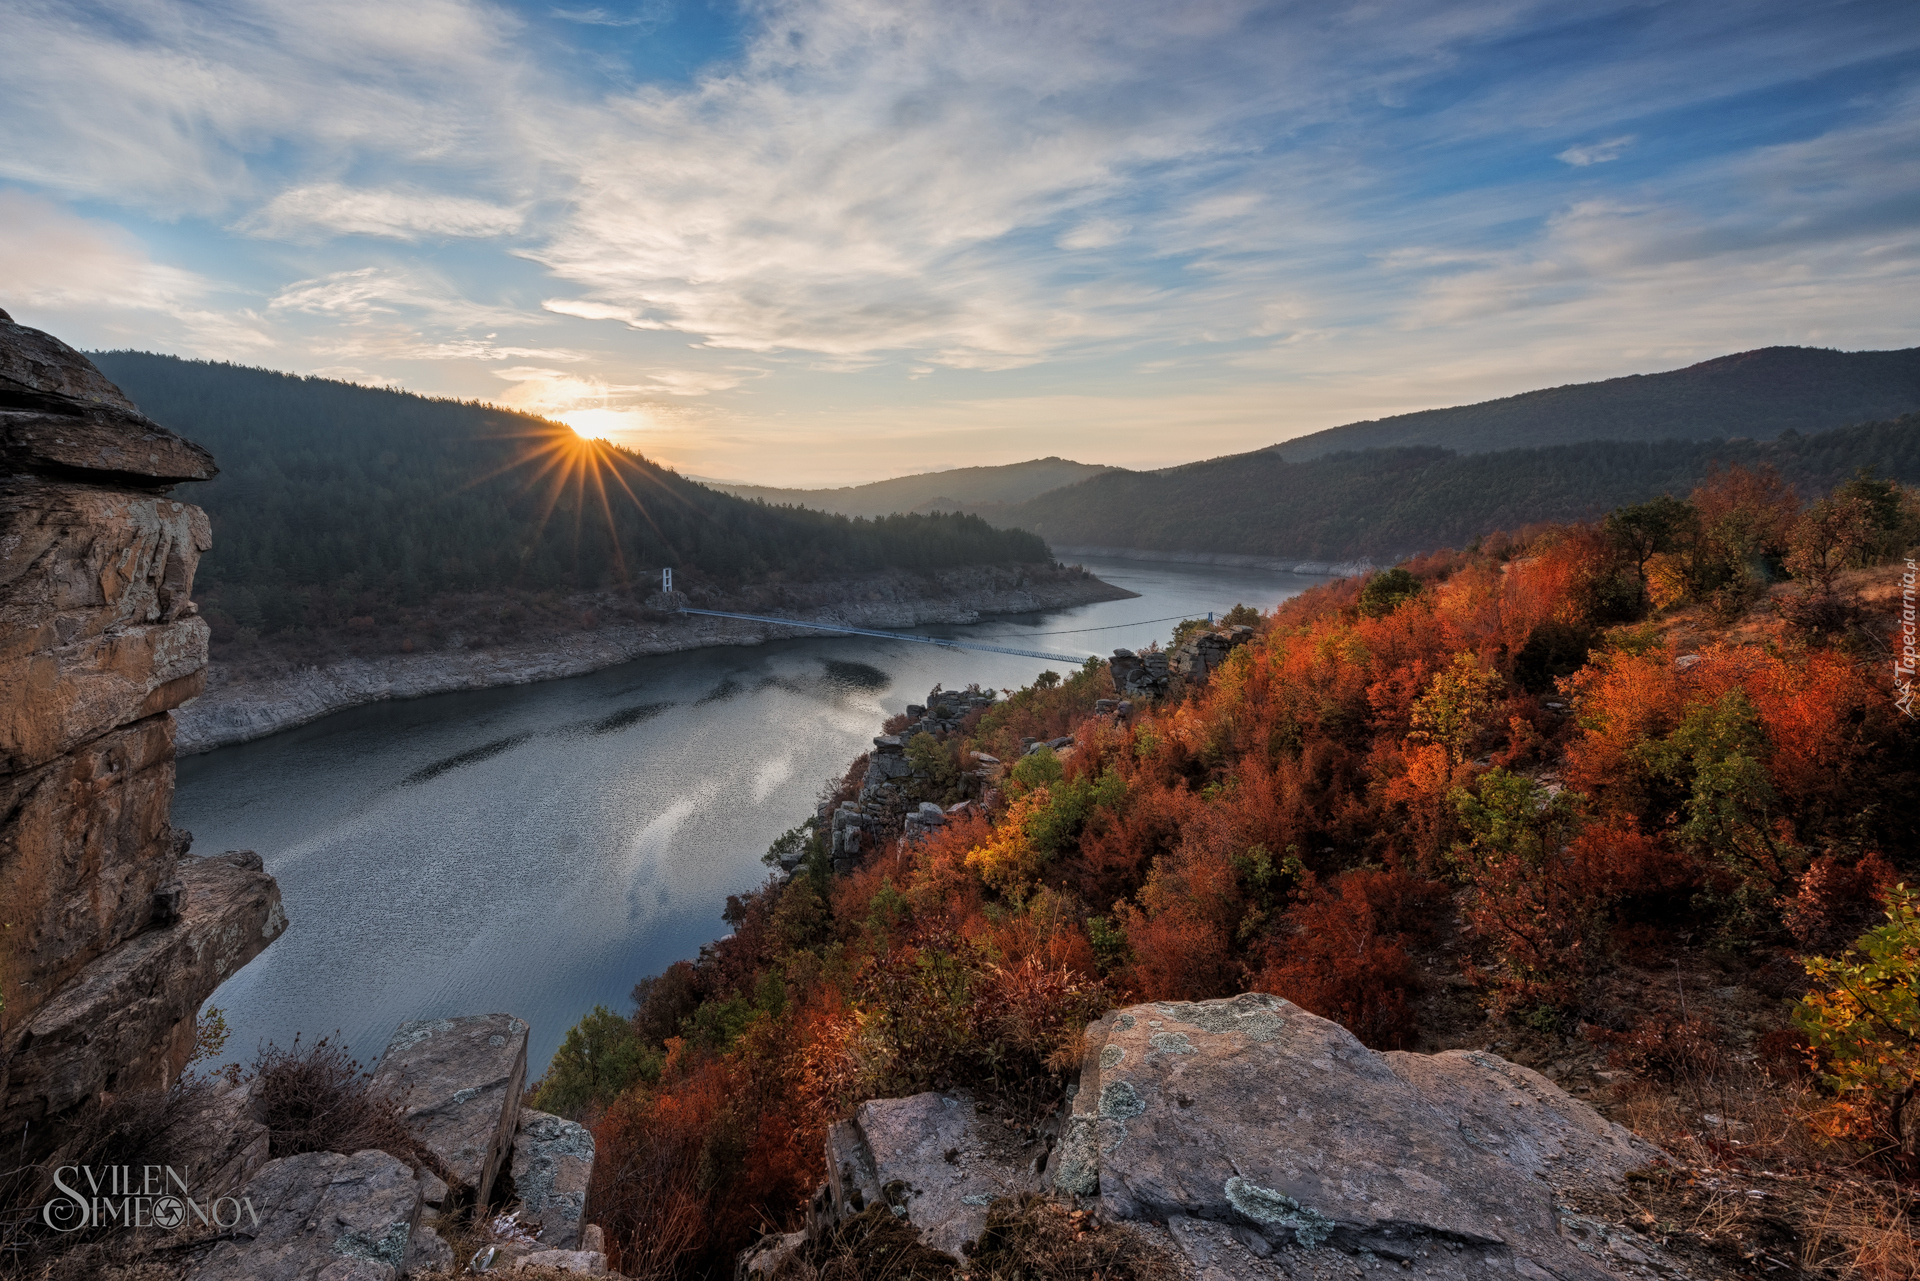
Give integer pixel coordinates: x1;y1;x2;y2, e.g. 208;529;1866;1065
0;311;285;1158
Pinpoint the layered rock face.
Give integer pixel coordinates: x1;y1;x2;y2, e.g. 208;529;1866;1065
0;312;285;1156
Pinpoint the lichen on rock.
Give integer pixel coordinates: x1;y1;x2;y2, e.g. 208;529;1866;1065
1223;1175;1335;1247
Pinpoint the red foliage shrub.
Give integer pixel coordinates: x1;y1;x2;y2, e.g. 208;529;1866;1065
1114;898;1240;1002
1781;849;1898;953
1255;870;1444;1050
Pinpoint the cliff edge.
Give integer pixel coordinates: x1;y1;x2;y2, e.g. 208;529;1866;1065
0;311;285;1160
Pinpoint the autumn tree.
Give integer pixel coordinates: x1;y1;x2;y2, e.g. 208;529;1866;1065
1795;884;1920;1165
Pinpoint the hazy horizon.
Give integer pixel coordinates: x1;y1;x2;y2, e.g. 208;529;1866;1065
4;0;1916;486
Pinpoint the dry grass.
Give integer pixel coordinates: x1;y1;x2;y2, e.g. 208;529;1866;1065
963;1195;1180;1281
769;1196;1180;1281
775;1204;958;1281
250;1035;426;1170
1587;1054;1920;1279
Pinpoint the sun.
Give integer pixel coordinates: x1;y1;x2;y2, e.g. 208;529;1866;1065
559;407;650;441
471;417;686;585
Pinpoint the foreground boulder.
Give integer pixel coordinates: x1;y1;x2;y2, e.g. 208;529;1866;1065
186;1148;421;1281
824;1091;1042;1258
1062;994;1662;1278
370;1014;529;1210
512;1108;595;1248
770;993;1673;1278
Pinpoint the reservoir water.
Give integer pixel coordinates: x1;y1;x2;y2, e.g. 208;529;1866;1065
174;558;1318;1075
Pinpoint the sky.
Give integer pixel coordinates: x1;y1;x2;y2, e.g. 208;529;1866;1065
2;0;1916;486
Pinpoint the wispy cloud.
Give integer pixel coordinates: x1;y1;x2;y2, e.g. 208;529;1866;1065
241;184;525;241
1557;135;1636;167
270;267;525;328
0;191;270;353
552;2;672;30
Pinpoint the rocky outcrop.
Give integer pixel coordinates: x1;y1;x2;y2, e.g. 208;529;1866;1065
821;684;999;872
369;1014;529;1211
1109;625;1253;701
179;1013;608;1279
0;312;284;1159
511;1109;596;1249
765;994;1675;1278
1062;994;1665;1278
185;1148;423;1281
175;567;1134;754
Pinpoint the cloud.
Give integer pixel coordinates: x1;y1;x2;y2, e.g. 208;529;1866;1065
1557;135;1636;167
402;340;588;362
552;2;672;29
0;0;535;216
1057;218;1131;250
269;267;525;327
541;298;666;328
241;184;524;241
0;190;269;353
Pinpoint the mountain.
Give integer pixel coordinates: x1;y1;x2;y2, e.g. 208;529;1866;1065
706;456;1114;517
88;353;1049;641
1275;346;1920;460
999;414;1920;562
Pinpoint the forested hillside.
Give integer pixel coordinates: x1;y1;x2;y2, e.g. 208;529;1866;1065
533;466;1920;1279
996;414;1920;560
706;456;1113;517
91;353;1048;644
1277;345;1920;459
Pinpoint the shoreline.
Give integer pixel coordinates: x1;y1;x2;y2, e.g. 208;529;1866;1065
1047;543;1384;576
174;566;1134;754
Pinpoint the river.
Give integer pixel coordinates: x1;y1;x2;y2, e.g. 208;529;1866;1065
174;558;1319;1075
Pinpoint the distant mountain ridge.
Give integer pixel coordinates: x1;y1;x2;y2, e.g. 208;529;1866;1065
995;414;1920;563
709;456;1113;517
1275;345;1920;459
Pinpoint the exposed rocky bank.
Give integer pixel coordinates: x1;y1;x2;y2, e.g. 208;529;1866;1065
175;565;1134;754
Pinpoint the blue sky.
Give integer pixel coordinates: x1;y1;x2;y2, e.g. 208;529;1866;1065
2;0;1915;484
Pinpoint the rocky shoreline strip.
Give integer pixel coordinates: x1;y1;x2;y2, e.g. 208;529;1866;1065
174;564;1134;754
1049;543;1381;577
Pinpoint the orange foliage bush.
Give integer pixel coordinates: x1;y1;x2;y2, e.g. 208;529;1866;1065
574;480;1920;1275
1256;870;1447;1050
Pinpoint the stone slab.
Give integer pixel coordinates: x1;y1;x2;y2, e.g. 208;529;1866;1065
0;316;144;412
371;1014;528;1210
1072;994;1631;1279
185;1148;421;1281
511;1108;594;1248
0;317;215;483
848;1091;1030;1259
1;850;287;1149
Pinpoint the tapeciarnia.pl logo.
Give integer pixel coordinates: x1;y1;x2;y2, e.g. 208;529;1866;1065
1898;558;1917;719
42;1165;259;1233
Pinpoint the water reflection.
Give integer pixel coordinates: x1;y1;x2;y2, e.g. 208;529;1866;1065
174;558;1318;1073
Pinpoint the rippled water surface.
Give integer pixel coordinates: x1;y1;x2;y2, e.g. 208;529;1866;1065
174;558;1317;1073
